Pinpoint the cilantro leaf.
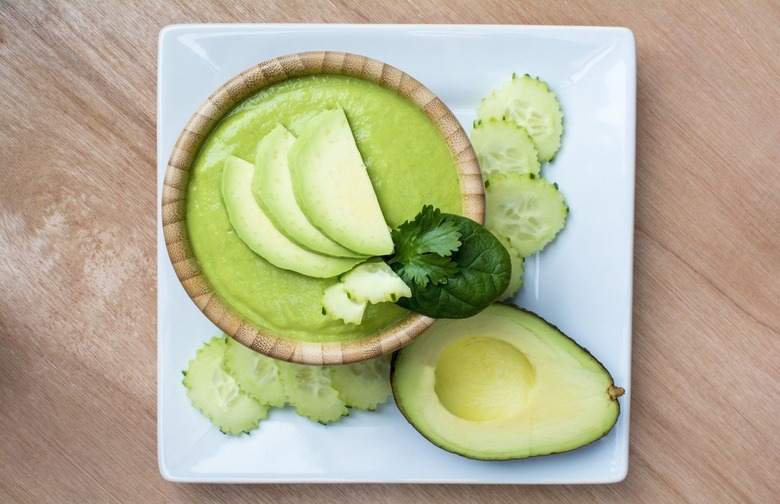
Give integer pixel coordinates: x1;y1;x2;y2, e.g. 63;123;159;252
403;205;462;257
395;251;459;287
388;205;462;287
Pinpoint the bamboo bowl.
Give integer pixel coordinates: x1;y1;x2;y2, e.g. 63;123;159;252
161;51;484;365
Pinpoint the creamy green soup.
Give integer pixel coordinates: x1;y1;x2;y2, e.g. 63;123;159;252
187;75;463;342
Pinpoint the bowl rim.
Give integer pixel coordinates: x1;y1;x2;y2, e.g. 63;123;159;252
161;51;484;365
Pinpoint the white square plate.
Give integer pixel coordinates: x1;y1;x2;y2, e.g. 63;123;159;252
158;24;635;484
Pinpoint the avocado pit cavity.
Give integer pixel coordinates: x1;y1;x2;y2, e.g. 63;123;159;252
434;336;535;422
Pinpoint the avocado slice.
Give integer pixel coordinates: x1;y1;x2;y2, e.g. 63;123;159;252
391;303;625;460
253;125;365;259
287;108;394;257
221;155;362;278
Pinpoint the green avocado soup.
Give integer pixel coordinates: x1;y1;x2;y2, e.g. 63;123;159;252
187;75;463;342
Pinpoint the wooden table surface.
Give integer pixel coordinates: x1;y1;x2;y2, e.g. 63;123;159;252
1;1;778;502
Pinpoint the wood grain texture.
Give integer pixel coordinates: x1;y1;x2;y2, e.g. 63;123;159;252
162;51;481;365
1;0;778;502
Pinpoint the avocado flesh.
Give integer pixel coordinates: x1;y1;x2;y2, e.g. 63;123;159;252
392;303;623;460
252;125;364;259
287;108;394;257
221;155;362;278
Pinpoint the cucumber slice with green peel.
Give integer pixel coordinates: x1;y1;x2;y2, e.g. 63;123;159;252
494;233;525;301
321;282;368;325
341;260;412;304
182;336;269;435
322;260;411;325
277;361;348;424
485;173;568;257
471;119;541;180
223;337;286;408
477;74;564;163
330;354;392;411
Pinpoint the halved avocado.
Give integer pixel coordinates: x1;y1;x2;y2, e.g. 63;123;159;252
391;303;624;460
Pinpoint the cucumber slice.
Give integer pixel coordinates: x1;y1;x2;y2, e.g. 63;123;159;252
494;233;525;301
330;354;392;411
223;337;286;408
182;336;269;435
471;119;541;180
321;282;367;325
341;260;412;304
477;74;564;163
277;361;348;424
322;260;412;325
485;173;568;257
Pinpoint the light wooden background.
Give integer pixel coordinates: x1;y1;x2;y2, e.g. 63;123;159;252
1;1;778;502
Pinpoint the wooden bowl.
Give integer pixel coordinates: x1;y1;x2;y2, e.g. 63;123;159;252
161;51;484;365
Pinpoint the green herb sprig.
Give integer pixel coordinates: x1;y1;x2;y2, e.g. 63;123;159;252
387;205;511;319
387;205;461;287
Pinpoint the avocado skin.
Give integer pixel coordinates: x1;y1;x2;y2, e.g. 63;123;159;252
390;302;624;461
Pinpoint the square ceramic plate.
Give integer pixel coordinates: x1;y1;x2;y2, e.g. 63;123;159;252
157;24;635;484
